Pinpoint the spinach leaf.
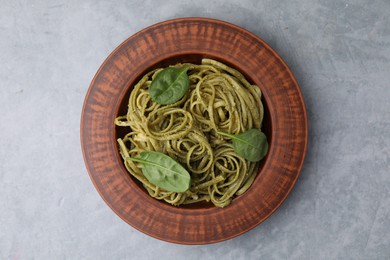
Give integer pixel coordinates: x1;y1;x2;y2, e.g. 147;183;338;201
218;129;268;162
149;66;190;105
127;151;191;192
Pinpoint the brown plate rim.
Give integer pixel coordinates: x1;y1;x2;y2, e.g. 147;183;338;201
80;17;308;244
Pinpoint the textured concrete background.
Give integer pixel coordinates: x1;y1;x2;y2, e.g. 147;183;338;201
1;0;389;259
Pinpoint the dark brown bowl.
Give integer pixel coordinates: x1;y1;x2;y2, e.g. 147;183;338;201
81;18;308;244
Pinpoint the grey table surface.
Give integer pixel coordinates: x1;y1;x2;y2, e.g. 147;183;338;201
1;0;389;259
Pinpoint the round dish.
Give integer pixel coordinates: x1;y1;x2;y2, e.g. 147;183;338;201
81;18;307;244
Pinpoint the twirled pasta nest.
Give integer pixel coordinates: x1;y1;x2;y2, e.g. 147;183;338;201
115;59;264;208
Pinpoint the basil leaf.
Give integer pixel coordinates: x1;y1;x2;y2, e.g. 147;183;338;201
218;129;268;162
149;66;190;105
127;151;191;192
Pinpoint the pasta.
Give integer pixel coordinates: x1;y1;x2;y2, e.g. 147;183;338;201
115;58;264;207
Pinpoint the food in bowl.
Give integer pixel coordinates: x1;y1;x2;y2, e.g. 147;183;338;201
115;58;268;207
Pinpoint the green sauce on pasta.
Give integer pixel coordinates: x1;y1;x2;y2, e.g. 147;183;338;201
115;58;265;208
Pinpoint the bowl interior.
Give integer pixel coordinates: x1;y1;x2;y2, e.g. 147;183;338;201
114;53;273;209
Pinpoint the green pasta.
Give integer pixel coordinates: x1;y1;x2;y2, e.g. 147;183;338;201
115;58;265;207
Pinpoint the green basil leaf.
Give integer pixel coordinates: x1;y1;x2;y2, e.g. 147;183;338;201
149;66;190;105
218;129;268;162
127;151;191;192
